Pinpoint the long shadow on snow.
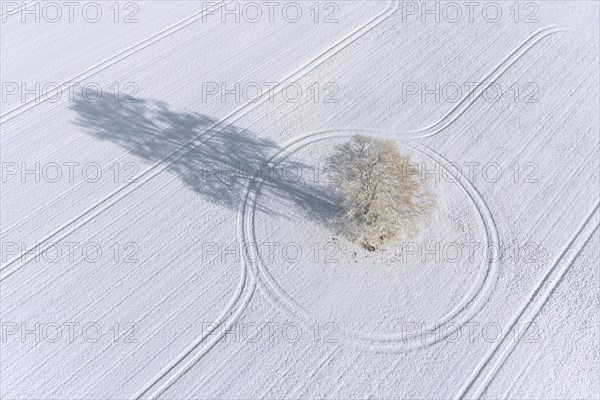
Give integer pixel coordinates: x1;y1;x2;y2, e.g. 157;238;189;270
70;94;342;230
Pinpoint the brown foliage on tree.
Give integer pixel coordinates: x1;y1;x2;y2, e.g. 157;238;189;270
326;136;434;250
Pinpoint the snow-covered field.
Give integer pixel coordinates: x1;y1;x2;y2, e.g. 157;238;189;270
1;1;599;398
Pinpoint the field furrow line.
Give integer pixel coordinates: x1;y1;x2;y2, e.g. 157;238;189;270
455;203;600;399
0;0;397;282
0;0;364;237
0;1;231;124
126;3;399;397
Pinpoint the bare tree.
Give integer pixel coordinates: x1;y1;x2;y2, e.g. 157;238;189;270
325;136;434;251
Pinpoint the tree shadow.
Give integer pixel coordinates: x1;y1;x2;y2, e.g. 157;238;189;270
69;95;342;230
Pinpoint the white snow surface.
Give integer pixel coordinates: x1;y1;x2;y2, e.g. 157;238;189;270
1;1;599;399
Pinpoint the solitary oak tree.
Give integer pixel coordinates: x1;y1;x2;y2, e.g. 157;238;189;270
325;136;434;251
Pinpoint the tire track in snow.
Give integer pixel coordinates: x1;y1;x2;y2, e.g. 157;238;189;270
3;207;240;395
130;178;258;400
240;26;582;353
0;20;561;283
2;23;580;398
0;26;577;276
455;203;600;399
50;250;236;397
449;56;597;397
325;22;503;131
363;26;570;140
3;200;235;376
0;1;231;124
1;0;368;148
244;130;498;352
1;19;552;372
0;165;191;300
0;0;366;236
0;0;397;283
3;194;240;387
1;16;576;394
3;1;395;392
128;3;398;398
0;21;556;282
